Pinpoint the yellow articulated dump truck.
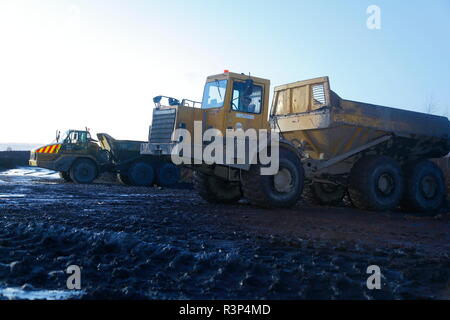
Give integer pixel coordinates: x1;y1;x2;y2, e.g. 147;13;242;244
30;129;180;187
141;71;450;212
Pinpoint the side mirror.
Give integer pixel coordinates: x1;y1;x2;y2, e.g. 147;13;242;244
56;130;60;143
153;96;162;104
169;98;180;106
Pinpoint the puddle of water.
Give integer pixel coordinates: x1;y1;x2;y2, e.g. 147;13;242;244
0;287;84;300
0;167;59;180
0;194;26;198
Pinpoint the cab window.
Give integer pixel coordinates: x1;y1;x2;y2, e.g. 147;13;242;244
201;80;228;109
65;131;88;144
231;81;262;114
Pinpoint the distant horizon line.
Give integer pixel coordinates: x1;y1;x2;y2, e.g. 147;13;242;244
0;142;44;151
0;142;44;145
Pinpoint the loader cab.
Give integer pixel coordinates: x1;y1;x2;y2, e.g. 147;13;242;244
201;71;271;133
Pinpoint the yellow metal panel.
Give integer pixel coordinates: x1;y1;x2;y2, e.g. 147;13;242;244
291;85;309;113
272;77;330;116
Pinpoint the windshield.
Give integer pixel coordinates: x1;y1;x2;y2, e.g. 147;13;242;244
60;130;71;143
201;80;227;109
61;130;90;144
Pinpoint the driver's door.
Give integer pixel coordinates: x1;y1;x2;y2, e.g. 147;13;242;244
226;79;266;131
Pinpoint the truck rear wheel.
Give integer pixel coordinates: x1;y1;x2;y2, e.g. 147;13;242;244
241;149;304;208
69;159;98;184
128;161;155;187
402;160;445;212
156;163;180;187
193;172;242;204
59;171;72;183
349;155;403;211
303;182;346;206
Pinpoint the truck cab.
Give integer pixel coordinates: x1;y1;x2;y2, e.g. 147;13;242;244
142;71;271;157
199;72;270;133
59;130;98;152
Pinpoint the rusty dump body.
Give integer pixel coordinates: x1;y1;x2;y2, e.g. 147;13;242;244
271;77;450;176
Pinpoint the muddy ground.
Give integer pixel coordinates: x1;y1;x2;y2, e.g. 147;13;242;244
0;167;449;300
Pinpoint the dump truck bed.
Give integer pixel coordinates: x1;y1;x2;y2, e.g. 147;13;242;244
97;133;144;164
271;77;450;160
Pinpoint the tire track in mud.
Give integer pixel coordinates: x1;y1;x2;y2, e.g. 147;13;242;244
0;174;449;299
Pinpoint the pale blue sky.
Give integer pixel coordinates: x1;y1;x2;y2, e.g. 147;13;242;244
0;0;449;143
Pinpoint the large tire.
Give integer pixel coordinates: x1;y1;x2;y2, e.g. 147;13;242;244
349;155;403;211
303;182;346;206
128;161;155;187
241;149;304;208
156;163;180;187
402;160;446;212
69;159;98;184
117;173;131;186
59;171;72;183
193;172;242;204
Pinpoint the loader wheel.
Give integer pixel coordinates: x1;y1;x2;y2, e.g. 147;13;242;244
156;163;180;187
128;161;155;187
117;173;131;186
193;172;242;204
241;149;304;208
69;159;98;184
402;160;445;212
349;155;403;212
303;182;346;206
59;171;72;183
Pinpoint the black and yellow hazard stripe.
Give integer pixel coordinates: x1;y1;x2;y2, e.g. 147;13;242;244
36;144;62;154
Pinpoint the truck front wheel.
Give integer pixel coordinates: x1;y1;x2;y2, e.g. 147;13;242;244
402;160;445;212
241;149;304;208
128;161;155;187
349;155;403;211
69;159;98;184
193;172;242;204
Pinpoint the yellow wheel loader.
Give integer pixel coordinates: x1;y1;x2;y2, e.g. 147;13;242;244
142;71;450;212
30;129;180;186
